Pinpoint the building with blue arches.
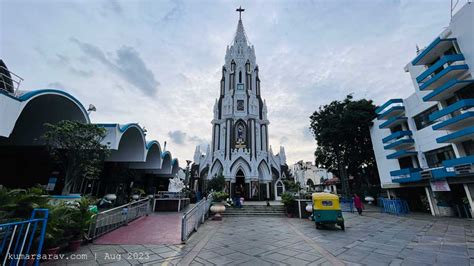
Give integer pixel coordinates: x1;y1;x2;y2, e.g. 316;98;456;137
0;60;179;198
370;3;474;218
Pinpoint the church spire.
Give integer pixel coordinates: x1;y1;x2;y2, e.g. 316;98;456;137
232;7;250;46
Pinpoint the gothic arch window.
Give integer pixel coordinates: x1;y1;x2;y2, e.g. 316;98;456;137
239;71;242;83
231;60;235;72
246;61;251;91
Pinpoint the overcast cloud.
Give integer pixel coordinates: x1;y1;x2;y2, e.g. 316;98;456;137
1;0;455;164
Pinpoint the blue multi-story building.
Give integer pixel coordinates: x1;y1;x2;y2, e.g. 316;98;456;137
370;3;473;218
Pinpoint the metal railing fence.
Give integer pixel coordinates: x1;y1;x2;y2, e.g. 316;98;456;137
340;198;354;212
379;198;410;215
88;198;151;240
181;196;212;242
0;209;49;266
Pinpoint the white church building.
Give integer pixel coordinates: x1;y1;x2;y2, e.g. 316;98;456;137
192;10;288;201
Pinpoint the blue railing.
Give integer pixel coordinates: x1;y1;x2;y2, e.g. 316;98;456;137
416;54;465;83
0;209;49;266
379;198;409;215
340;198;354;213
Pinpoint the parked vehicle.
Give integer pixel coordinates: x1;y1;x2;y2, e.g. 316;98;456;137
312;192;345;230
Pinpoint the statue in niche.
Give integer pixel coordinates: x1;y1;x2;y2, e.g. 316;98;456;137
236;122;246;148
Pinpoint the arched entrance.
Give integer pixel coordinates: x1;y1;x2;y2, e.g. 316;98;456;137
275;179;285;200
234;169;246;198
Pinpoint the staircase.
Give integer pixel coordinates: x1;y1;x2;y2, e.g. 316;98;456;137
222;204;286;217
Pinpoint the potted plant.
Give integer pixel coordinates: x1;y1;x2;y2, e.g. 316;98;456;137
281;192;295;218
210;191;229;220
43;205;67;256
64;198;93;251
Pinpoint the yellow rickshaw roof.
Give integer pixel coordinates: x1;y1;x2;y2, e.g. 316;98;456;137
312;192;339;200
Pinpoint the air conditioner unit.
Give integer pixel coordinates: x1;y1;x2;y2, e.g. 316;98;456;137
454;163;474;175
420;170;432;179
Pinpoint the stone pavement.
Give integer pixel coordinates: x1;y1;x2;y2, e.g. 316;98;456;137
48;212;474;265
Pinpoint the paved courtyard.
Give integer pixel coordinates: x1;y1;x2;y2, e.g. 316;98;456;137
51;212;474;265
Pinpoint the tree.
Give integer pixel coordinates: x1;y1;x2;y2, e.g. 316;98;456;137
310;95;377;198
208;173;225;192
42;120;109;195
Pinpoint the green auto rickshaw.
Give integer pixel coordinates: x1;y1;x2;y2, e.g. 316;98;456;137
312;192;345;230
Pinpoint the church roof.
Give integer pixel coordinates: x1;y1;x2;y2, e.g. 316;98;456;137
231;19;251;46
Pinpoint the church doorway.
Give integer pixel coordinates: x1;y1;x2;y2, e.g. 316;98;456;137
234;169;246;199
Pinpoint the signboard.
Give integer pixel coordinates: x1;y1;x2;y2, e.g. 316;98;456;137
430;180;450;192
46;177;57;191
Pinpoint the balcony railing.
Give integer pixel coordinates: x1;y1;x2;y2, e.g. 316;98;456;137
423;79;474;102
419;64;469;91
386;150;417;160
436;126;474;144
390;168;422;183
377;106;405;120
384;138;415;150
416;54;465;83
432;111;474;130
379;116;408;129
411;37;457;65
376;98;403;114
429;99;474;121
382;130;412;143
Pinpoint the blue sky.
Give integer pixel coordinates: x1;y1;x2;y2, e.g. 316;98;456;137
1;0;457;164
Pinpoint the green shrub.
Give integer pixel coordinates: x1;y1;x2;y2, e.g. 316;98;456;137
211;191;229;202
281;192;295;207
208;173;225;192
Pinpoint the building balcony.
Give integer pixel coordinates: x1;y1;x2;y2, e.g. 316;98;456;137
416;54;465;83
382;130;412;143
411;37;457;65
386;150;418;160
429;99;474;121
432;111;474;131
418;64;469;91
436;126;474;144
379;116;408;129
443;155;474;177
390;168;422;183
384;138;415;150
376;99;405;120
423;79;474;102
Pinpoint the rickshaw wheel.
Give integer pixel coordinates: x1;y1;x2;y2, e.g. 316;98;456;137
340;223;345;231
315;223;321;229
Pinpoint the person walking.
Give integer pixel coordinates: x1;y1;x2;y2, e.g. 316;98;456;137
354;193;364;215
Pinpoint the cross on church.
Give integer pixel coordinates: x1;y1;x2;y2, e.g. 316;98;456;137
236;6;245;19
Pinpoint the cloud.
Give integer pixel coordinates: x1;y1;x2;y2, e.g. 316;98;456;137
105;0;122;14
168;130;187;145
47;82;66;89
71;38;159;96
168;130;209;146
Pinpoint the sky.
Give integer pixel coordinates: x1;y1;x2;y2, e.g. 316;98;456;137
1;0;458;165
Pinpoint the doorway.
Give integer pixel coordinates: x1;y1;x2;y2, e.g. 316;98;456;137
235;169;246;198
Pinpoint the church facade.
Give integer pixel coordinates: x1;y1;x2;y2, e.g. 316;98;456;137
192;12;288;200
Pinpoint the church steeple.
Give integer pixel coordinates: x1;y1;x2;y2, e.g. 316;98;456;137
232;18;250;46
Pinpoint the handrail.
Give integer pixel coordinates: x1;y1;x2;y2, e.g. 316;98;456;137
99;198;149;215
181;196;213;242
88;198;151;241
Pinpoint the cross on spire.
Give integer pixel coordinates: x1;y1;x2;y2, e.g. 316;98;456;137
236;6;245;20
